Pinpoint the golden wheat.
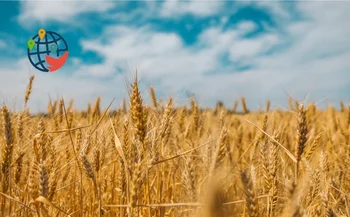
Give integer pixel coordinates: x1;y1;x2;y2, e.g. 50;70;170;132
0;76;349;217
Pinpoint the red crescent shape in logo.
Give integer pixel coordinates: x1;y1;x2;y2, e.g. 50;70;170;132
46;51;69;72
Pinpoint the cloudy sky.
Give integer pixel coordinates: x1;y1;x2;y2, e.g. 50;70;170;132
0;1;349;112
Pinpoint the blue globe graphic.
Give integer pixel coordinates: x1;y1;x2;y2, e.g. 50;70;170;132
27;31;69;72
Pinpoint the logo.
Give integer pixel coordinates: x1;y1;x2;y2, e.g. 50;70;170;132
27;29;69;72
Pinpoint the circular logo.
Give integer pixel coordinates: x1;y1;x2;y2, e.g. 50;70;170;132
27;29;69;73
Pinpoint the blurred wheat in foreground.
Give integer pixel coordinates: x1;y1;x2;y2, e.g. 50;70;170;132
0;75;349;217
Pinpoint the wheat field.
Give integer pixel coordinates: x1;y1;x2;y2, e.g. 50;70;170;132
0;75;349;217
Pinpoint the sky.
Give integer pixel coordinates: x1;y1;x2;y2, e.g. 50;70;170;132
0;0;350;112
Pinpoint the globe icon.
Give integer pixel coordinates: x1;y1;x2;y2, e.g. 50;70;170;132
27;30;69;72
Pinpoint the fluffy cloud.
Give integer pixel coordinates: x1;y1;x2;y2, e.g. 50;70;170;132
18;1;115;27
160;0;224;17
0;40;6;49
236;21;257;33
229;33;280;62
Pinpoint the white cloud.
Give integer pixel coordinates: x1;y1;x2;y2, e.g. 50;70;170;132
220;16;228;25
236;21;257;33
0;40;6;49
18;1;115;26
229;33;280;61
79;25;220;83
160;0;223;17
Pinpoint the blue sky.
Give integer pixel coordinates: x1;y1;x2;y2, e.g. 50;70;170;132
0;1;350;112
